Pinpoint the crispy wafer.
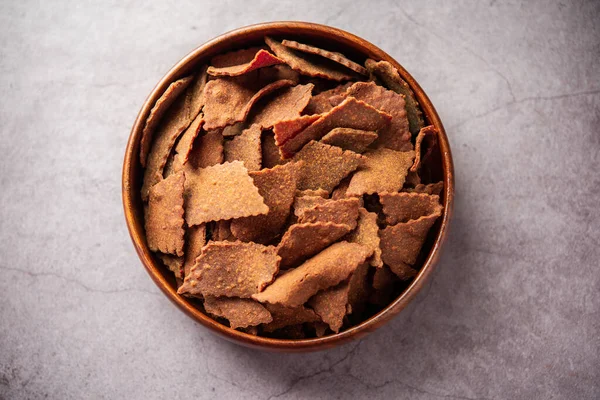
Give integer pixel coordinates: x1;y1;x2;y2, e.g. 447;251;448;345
203;296;272;329
281;39;368;75
224;124;262;171
411;125;438;172
207;48;283;77
183;224;206;278
248;83;314;129
321;127;378;153
346;208;383;267
404;182;444;196
261;130;287;168
298;198;360;229
308;281;349;333
346;149;415;196
304;82;353;115
379;192;442;225
262;304;320;332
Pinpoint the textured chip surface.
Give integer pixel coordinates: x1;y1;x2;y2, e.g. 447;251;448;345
346;208;383;267
203;296;272;329
262;304;320;332
224;124;262;171
308;281;349;333
281;39;368;75
183;224;206;278
184;161;268;226
411;125;438;172
249;83;314;129
346;149;415;196
321;127;378;153
405;182;444;196
298;198;360;229
261;131;287;168
184;129;224;172
207;48;283;77
380;192;442;225
178;241;280;298
304;82;353;115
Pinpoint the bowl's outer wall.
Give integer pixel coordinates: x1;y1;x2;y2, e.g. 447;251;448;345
122;21;454;352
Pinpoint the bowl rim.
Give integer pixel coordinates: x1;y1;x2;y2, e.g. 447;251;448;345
122;21;455;352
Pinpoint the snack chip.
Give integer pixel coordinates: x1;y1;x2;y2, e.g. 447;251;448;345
140;76;193;167
224;124;262;171
304;82;353;115
380;192;442;225
411;125;437;172
295;189;329;198
158;254;184;279
337;81;411;151
184;161;268;226
258;64;301;84
249;83;314;129
207;48;283;77
183;224;206;277
172;113;204;166
281;40;367;75
365;59;424;136
308;281;349;333
320;127;378;153
405;181;444;196
203;296;273;329
254;241;372;307
230;161;302;244
298;198;360;230
222;123;244;137
273;114;320;148
178;241;280;298
277;97;391;158
276;222;354;269
262;303;320;332
212;220;236;242
312;322;329;337
404;169;421;187
265;36;355;82
346;149;415;196
293;141;363;193
293;195;329;218
261;131;287;168
369;265;399;305
145;171;186;256
184;129;224;171
346;208;383;267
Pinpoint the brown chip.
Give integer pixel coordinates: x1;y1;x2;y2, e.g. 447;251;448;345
404;170;421;187
339;81;411;151
379;211;442;279
203;78;295;130
278;97;392;158
172;113;204;165
411;125;438;172
295;189;329;198
346;208;383;267
281;39;368;76
276;222;353;268
183;224;207;278
369;265;399;305
248;83;314;129
293;141;363;193
212;220;236;242
178;241;280;298
387;262;418;281
303;82;353;115
365;59;424;136
346;149;415;196
158;253;184;279
405;182;444;196
273;114;319;148
265;36;355;82
308;281;349;333
262;304;320;332
230;161;302;244
312;321;329;337
203;297;273;329
207;48;283;77
185;129;224;170
224;124;262;171
258;64;301;84
321;128;378;153
379;192;443;225
293;195;329;218
140;76;193;167
184;161;268;226
298;198;360;230
145;171;185;256
254;241;372;307
261;131;287;168
222;123;244;137
347;261;371;315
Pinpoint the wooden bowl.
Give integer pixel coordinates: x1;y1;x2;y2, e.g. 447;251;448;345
122;21;454;352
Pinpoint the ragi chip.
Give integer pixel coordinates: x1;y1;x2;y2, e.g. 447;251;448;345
172;112;204;165
261;130;288;168
145;171;185;256
248;83;314;129
293;195;329;218
224;124;262;171
253;241;372;307
320;127;378;153
346;208;383;267
411;125;438;172
158;253;184;279
185;129;224;170
207;48;283;77
281;39;368;76
298;198;360;230
308;281;350;333
303;82;353;115
203;296;272;329
346;148;415;196
183;224;207;278
212;220;236;242
178;241;280;298
184;161;268;226
262;303;320;332
379;192;442;225
273;114;319;149
404;182;444;196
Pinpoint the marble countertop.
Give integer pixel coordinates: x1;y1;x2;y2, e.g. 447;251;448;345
1;1;598;399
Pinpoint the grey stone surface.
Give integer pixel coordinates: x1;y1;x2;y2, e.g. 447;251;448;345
1;0;598;399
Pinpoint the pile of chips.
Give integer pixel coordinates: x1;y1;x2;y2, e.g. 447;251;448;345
140;36;444;338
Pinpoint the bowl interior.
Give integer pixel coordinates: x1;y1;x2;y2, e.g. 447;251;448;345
122;21;454;352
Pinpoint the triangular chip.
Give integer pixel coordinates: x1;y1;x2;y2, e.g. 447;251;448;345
346;148;415;196
184;161;268;226
261;130;288;168
184;129;224;170
265;36;355;82
140;76;193;167
158;253;184;279
253;241;372;307
277;97;392;158
276;222;353;268
379;192;442;225
203;78;295;130
411;125;438;172
145;171;185;256
207;48;283;77
293;195;329;218
321;127;378;153
312;321;330;337
293;141;363;193
224;124;262;171
298;198;360;230
404;181;444;196
281;39;368;76
308;281;349;333
203;296;272;329
337;81;411;151
303;82;353;115
248;83;314;129
365;59;424;136
379;211;442;279
273;114;319;148
178;241;280;298
262;303;320;332
183;224;206;278
346;208;383;267
230;161;302;244
387;261;418;281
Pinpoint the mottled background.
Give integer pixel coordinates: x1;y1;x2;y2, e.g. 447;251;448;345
1;1;598;399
